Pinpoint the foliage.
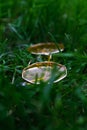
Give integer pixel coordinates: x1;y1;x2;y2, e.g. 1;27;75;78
0;0;87;130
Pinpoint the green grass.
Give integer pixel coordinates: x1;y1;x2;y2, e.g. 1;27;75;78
0;0;87;130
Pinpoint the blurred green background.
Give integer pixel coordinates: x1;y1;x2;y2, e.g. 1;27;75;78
0;0;87;130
